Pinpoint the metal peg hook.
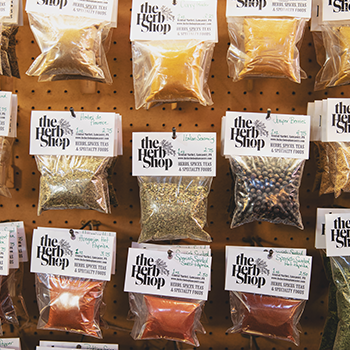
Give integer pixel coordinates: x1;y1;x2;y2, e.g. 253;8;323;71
267;249;274;259
69;229;76;240
266;108;271;120
173;0;177;5
70;107;76;118
167;249;173;259
172;127;177;139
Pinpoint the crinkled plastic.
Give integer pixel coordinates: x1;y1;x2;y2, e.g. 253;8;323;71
228;156;305;229
35;155;114;215
228;291;305;345
315;22;350;89
137;176;212;243
26;13;112;83
0;137;13;198
312;31;326;68
132;40;215;109
1;25;20;78
0;272;18;327
129;293;205;346
227;17;307;82
35;273;105;338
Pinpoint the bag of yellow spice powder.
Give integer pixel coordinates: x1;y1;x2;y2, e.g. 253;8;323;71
226;0;311;83
130;0;218;109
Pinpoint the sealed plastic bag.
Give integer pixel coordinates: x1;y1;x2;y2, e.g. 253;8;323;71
0;137;13;198
1;25;20;78
227;17;307;82
26;13;112;83
228;291;305;345
35;155;114;215
137;176;212;243
228;156;305;229
132;40;214;109
129;292;205;346
35;273;105;338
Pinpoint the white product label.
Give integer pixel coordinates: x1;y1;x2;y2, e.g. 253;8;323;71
237;246;307;256
225;247;312;300
315;208;350;249
2;226;19;269
311;100;323;142
2;0;19;24
132;242;211;256
38;227;117;274
130;0;218;41
0;222;27;263
39;342;118;350
223;112;310;159
0;92;13;137
30;111;116;157
310;0;322;31
25;0;115;23
322;0;350;21
0;231;10;276
325;212;350;256
124;248;211;300
115;114;123;156
8;94;17;138
226;0;311;18
0;0;11;19
323;98;350;141
31;229;114;281
132;132;216;176
0;339;20;350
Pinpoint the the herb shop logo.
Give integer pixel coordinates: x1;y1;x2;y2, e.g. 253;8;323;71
231;115;267;151
136;2;174;34
138;136;175;170
328;0;350;12
236;0;267;10
131;253;169;289
37;0;67;10
332;102;350;134
231;253;268;288
36;115;73;150
37;234;73;270
329;216;350;248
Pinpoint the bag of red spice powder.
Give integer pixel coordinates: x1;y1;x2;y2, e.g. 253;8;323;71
129;292;206;346
228;291;306;345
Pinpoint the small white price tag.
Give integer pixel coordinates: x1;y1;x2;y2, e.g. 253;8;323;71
0;92;12;137
39;342;118;350
0;222;27;263
0;231;10;275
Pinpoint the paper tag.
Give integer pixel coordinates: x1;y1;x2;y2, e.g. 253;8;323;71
8;94;17;138
39;342;118;350
226;0;311;18
30;111;116;157
322;0;350;21
115;114;123;156
0;339;20;350
130;0;218;41
325;212;350;256
124;248;211;300
0;92;13;137
222;112;310;159
38;227;117;274
132;242;211;256
2;0;19;24
315;208;349;249
31;229;113;281
0;222;28;263
0;0;12;19
0;225;19;269
25;0;115;23
310;0;322;31
225;247;312;300
0;231;10;276
132;132;216;176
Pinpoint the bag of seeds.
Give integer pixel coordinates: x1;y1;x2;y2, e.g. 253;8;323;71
133;132;216;243
25;0;119;84
1;25;20;79
0;137;13;198
222;112;310;230
30;111;122;215
226;0;311;83
130;0;217;109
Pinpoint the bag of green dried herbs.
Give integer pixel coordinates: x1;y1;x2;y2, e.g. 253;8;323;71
132;131;216;243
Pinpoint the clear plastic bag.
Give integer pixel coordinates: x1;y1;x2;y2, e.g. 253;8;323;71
0;137;13;198
228;156;305;229
35;155;114;215
129;292;205;346
132;40;215;109
226;17;307;82
137;176;212;243
228;291;305;345
1;25;20;78
26;13;112;83
35;273;106;338
315;22;350;89
0;271;18;327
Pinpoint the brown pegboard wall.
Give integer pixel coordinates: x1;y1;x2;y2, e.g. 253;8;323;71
0;0;348;349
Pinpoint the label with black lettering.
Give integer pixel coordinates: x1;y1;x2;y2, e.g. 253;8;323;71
124;248;211;300
226;0;311;18
222;112;310;159
132;132;216;176
39;342;119;350
0;338;20;350
322;0;350;21
31;228;114;281
225;246;312;300
0;0;11;19
0;231;10;276
325;212;350;256
130;0;218;41
30;111;116;157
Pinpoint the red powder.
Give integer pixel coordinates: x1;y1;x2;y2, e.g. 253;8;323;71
141;295;200;345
